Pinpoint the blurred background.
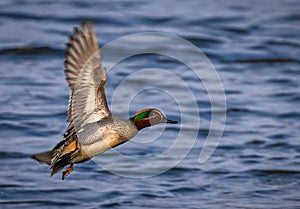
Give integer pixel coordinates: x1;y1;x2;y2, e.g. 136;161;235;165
0;0;300;208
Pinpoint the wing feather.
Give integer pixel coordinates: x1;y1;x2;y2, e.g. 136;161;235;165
64;21;110;144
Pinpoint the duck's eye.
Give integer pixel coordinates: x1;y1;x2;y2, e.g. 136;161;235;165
150;111;158;117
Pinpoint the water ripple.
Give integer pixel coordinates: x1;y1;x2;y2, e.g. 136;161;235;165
0;46;63;56
0;0;300;209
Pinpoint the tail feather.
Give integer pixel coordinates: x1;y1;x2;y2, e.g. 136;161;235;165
31;150;53;165
32;135;80;179
50;152;73;176
32;150;70;177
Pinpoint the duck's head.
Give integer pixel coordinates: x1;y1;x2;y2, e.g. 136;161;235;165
130;108;178;130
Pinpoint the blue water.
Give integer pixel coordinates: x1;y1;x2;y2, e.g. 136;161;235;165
1;0;300;208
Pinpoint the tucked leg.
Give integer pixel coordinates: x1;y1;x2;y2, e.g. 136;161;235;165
62;164;74;180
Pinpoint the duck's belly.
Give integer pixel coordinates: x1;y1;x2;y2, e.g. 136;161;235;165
81;140;110;158
80;134;126;158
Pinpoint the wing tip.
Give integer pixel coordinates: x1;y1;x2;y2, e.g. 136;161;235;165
80;20;94;31
64;20;101;91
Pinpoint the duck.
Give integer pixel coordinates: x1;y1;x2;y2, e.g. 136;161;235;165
31;21;178;180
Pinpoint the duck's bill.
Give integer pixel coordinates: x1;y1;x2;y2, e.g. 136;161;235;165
165;118;178;124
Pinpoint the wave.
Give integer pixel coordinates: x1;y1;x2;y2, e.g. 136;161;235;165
0;46;63;56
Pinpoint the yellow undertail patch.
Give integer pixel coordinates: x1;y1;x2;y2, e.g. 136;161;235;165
61;140;78;156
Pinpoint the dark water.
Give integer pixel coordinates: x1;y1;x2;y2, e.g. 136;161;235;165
1;0;300;208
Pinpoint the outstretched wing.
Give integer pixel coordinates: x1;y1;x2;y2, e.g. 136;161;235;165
64;21;110;138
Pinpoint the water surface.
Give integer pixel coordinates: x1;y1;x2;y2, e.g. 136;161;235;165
1;0;300;208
